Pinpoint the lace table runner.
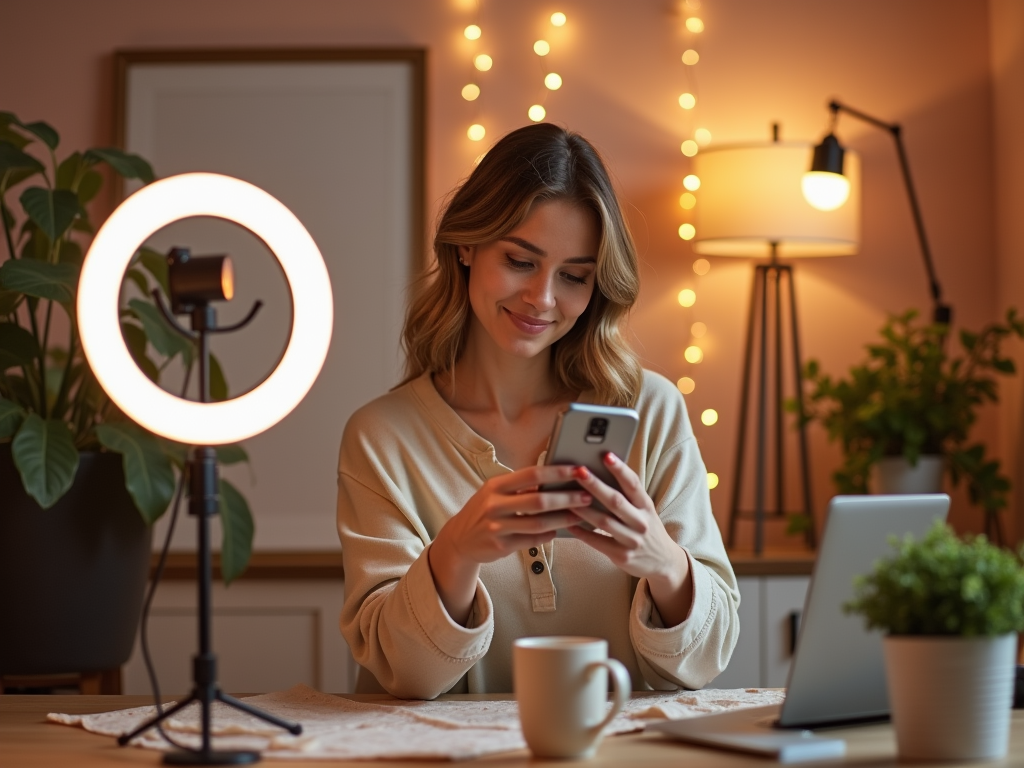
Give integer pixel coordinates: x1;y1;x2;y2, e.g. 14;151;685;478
49;684;785;761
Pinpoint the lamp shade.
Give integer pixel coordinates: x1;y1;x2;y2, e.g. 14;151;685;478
692;142;860;258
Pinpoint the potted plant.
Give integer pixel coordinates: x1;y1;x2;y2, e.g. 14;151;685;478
845;522;1024;761
797;309;1024;543
0;112;253;680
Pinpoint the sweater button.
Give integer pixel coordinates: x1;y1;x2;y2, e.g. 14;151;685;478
531;561;545;575
528;547;538;557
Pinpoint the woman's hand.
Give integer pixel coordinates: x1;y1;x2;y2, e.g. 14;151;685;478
428;465;590;625
567;453;695;627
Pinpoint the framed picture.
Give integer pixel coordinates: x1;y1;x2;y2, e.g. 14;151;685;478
115;48;426;556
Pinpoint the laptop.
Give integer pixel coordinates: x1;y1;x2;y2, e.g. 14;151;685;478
650;494;949;758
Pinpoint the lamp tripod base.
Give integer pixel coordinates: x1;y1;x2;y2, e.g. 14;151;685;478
163;748;260;765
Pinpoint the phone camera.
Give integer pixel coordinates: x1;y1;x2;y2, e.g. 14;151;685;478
585;417;608;444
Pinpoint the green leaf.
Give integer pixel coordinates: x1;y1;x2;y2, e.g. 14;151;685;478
127;298;193;362
138;247;169;295
11;414;80;508
0;259;78;303
0;113;31;150
20;187;81;242
209;353;228;401
122;321;159;383
124;267;149;297
0;396;24;438
216;444;249;465
0;288;23;316
0;321;42;370
58;238;83;266
55;151;83;189
95;422;176;524
77;170;103;204
22;121;59;150
219;478;254;585
84;148;155;184
0;141;45;179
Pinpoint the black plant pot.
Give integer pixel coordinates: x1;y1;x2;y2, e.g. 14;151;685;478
0;444;152;675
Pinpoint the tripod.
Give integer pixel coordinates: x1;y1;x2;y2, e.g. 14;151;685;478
118;290;301;765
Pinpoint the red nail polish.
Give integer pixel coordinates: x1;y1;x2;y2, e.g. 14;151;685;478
603;452;617;465
574;466;590;480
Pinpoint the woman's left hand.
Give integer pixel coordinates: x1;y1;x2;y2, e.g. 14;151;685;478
568;453;695;626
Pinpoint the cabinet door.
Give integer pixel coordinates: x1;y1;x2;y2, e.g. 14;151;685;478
708;577;760;689
763;576;810;688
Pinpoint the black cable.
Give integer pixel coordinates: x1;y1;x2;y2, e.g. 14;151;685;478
135;361;201;753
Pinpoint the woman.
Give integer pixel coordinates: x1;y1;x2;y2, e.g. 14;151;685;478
337;123;738;699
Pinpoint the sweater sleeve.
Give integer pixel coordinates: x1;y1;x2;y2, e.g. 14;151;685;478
336;423;494;700
627;378;740;690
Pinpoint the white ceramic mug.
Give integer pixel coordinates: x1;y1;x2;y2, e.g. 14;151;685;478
513;636;631;759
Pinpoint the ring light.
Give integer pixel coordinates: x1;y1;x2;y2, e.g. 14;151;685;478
77;173;333;445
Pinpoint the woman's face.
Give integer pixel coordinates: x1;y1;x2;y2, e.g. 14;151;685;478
460;199;600;360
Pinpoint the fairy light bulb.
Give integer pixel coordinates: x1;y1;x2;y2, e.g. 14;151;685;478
464;24;482;40
677;376;695;395
692;258;710;275
679;192;696;209
534;40;550;56
678;93;696;110
707;472;720;490
678;223;696;240
691;321;707;337
682;49;700;65
474;54;493;71
677;288;696;307
551;11;567;26
544;72;563;90
683;174;701;191
701;409;719;426
686;17;704;33
528;104;546;122
694;128;712;146
681;140;699;157
684;345;704;363
467;124;486;141
461;83;481;101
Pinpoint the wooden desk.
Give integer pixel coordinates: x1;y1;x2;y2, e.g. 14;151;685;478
3;694;1023;767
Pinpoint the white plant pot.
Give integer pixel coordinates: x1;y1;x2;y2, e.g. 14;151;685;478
883;634;1017;761
872;455;943;494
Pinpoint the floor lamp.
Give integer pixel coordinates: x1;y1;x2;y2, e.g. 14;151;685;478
77;173;334;764
691;130;860;554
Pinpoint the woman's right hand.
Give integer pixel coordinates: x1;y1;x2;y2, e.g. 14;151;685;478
427;465;590;624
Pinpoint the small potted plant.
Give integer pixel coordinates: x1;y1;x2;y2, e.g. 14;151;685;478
0;112;253;681
845;522;1024;761
797;309;1024;543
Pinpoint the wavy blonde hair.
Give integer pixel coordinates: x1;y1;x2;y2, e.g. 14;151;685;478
401;124;642;407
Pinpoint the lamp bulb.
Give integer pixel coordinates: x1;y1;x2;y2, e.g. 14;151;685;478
802;171;850;211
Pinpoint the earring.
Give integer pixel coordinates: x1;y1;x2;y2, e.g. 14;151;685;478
459;257;467;266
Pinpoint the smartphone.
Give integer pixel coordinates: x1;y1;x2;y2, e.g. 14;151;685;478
541;403;639;535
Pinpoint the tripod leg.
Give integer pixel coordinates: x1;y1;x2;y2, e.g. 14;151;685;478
216;691;303;735
729;265;761;548
118;693;199;746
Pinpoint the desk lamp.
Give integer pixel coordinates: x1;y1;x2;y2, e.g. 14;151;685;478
803;100;952;325
78;173;333;764
692;126;860;554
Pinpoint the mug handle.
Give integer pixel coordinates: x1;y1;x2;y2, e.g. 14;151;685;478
587;658;631;736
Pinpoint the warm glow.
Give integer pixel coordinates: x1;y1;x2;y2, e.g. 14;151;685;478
686;17;705;33
678;93;696;110
677;376;695;395
694;128;712;146
474;54;493;71
528;104;546;122
682;49;700;65
691;321;707;337
544;72;563;90
701;408;719;426
684;345;704;363
467;123;486;141
551;11;567;26
679;192;696;209
534;39;550;56
677;288;696;307
221;258;235;300
77;173;333;445
678;223;696;240
681;140;699;157
707;472;719;490
686;0;702;9
474;153;486;166
802;171;851;211
692;258;710;276
464;24;482;40
683;174;701;191
461;83;481;101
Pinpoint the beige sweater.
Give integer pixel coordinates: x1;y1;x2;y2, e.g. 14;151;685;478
336;370;739;699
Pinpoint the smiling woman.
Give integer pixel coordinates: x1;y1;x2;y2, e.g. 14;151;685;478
335;124;739;699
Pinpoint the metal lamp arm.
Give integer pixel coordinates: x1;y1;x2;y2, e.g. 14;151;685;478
829;100;951;324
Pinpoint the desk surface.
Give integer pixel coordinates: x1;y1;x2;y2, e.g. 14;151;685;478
3;694;1023;767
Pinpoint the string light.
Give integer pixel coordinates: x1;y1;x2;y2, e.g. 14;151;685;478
534;40;550;56
679;192;696;209
682;49;700;65
684;345;704;364
678;93;697;109
462;83;481;101
692;258;710;275
681;140;699;157
691;321;707;337
677;288;696;307
550;11;567;26
528;104;546;122
701;409;719;426
677;376;696;395
678;223;696;240
544;72;563;90
474;54;493;71
467;124;486;141
694;127;712;146
686;17;705;33
707;472;720;490
464;24;482;40
683;174;701;191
